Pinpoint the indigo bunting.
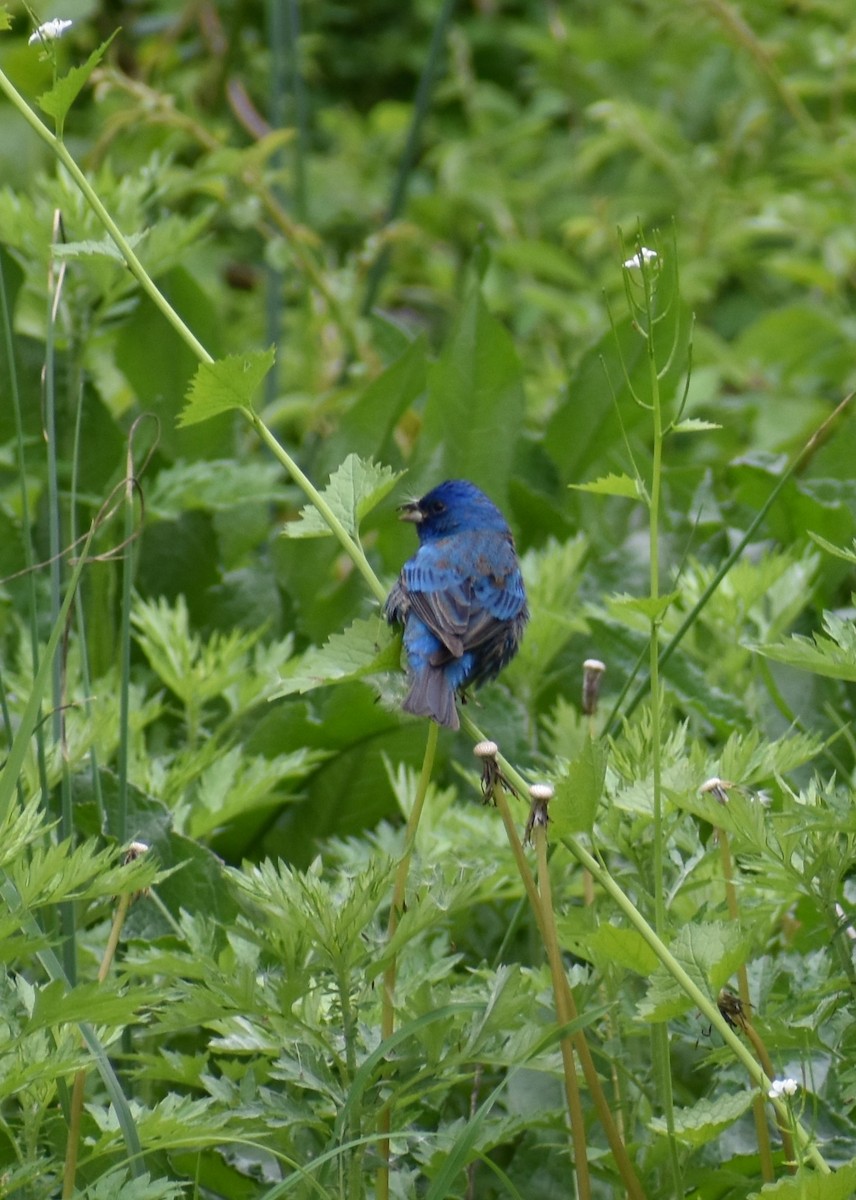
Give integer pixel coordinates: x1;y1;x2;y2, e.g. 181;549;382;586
385;480;528;730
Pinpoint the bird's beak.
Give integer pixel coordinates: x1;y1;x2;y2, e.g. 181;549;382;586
397;500;423;523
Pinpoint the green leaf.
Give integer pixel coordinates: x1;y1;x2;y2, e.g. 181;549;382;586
570;472;645;500
747;1161;856;1200
178;346;275;427
421;283;525;508
609;591;680;623
558;918;660;976
0;9;14;32
639;922;749;1022
52;232;147;262
808;531;856;564
751;611;856;682
146;459;283;520
272;617;400;697
650;1091;754;1147
37;32;119;130
316;334;428;476
550;737;606;836
507;535;589;686
283;454;404;539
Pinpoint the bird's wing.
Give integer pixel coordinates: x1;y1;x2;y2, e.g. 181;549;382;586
400;531;526;662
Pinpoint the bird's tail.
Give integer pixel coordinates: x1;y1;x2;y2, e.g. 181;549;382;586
402;669;459;730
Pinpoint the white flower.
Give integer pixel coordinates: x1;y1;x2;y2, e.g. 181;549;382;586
768;1077;798;1099
623;247;658;269
29;18;73;46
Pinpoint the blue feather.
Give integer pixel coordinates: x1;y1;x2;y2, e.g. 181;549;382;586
384;480;528;730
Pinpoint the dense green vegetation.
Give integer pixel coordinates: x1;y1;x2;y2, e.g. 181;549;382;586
1;0;856;1196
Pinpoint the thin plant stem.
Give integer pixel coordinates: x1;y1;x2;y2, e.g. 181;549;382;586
116;443;136;845
376;721;439;1200
467;725;830;1177
533;823;591;1200
718;829;793;1174
62;891;133;1198
611;390;854;732
362;0;458;314
492;788;646;1200
564;833;830;1176
639;250;682;1199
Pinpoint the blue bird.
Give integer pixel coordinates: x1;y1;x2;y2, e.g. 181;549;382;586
385;480;528;730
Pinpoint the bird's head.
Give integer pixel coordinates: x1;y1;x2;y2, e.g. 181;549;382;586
398;480;510;541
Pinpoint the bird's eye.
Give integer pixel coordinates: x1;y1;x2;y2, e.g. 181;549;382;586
430;500;446;515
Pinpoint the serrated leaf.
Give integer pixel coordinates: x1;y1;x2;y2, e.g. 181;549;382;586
52;232;147;262
283;454;404;539
37;32;119;130
559;920;659;976
751;611;856;682
147;459;283;519
639;922;748;1022
747;1161;856;1200
808;531;856;565
650;1091;754;1147
671;418;722;433
570;472;644;500
0;8;13;32
609;591;679;623
272;618;399;697
178;347;275;427
550;737;605;836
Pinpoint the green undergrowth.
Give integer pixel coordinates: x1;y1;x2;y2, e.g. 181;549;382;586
2;1;856;1197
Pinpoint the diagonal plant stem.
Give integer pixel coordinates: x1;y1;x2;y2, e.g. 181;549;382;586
610;390;855;733
532;820;591;1200
489;772;646;1200
464;724;831;1177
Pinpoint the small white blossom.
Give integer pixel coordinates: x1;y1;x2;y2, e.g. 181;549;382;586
768;1077;798;1099
29;18;73;46
623;247;658;269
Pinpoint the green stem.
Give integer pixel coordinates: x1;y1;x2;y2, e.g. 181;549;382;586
492;787;646;1200
564;834;830;1176
640;257;682;1198
0;67;212;365
376;721;439;1200
248;411;387;605
62;891;133;1198
533;824;591;1200
611;390;854;732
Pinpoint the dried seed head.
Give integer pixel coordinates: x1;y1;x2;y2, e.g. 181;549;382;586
123;841;151;900
529;783;555;803
473;740;499;760
700;777;733;804
582;658;606;715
